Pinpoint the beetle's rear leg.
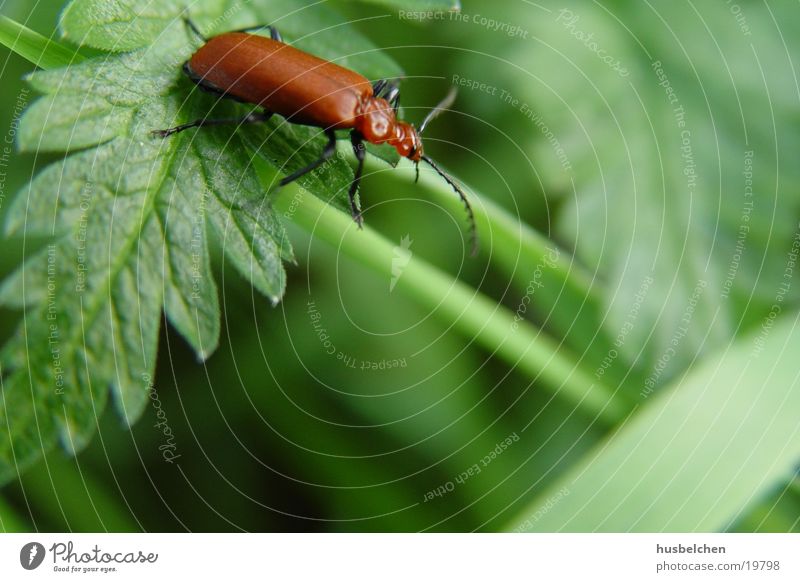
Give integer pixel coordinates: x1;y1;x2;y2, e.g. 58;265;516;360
233;24;283;42
348;131;366;228
151;110;273;138
277;129;338;187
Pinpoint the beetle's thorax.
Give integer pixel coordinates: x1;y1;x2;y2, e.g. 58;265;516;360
356;97;423;162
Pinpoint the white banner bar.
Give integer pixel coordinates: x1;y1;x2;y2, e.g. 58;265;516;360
0;533;797;581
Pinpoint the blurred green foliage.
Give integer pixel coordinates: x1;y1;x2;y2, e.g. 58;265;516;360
0;0;798;532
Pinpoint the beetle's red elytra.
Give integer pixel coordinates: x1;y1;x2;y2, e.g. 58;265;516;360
152;21;477;254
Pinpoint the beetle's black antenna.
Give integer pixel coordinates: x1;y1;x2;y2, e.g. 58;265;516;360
419;87;458;135
421;154;478;256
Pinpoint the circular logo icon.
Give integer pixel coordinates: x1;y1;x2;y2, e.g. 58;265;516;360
20;542;46;570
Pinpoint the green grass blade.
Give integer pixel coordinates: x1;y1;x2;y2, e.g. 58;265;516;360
273;185;627;425
0;15;84;69
505;312;800;532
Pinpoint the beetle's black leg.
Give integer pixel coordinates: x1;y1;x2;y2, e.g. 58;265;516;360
182;15;208;42
278;129;338;187
385;83;401;112
151;110;273;138
349;131;366;228
234;24;283;42
373;79;401;112
372;79;387;97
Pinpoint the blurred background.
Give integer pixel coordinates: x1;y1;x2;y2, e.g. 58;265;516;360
0;0;798;532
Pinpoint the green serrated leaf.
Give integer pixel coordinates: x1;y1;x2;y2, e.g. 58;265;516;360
0;246;52;309
19;93;135;152
1;0;405;484
105;216;163;424
344;0;460;11
58;0;403;79
156;166;221;362
59;0;225;53
0;370;59;483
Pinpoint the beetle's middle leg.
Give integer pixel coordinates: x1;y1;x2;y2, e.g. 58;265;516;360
151;110;273;138
277;129;338;187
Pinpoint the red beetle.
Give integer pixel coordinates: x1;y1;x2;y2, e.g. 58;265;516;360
153;21;477;254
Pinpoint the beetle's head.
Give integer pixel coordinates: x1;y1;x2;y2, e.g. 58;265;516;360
393;121;423;162
358;98;423;161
